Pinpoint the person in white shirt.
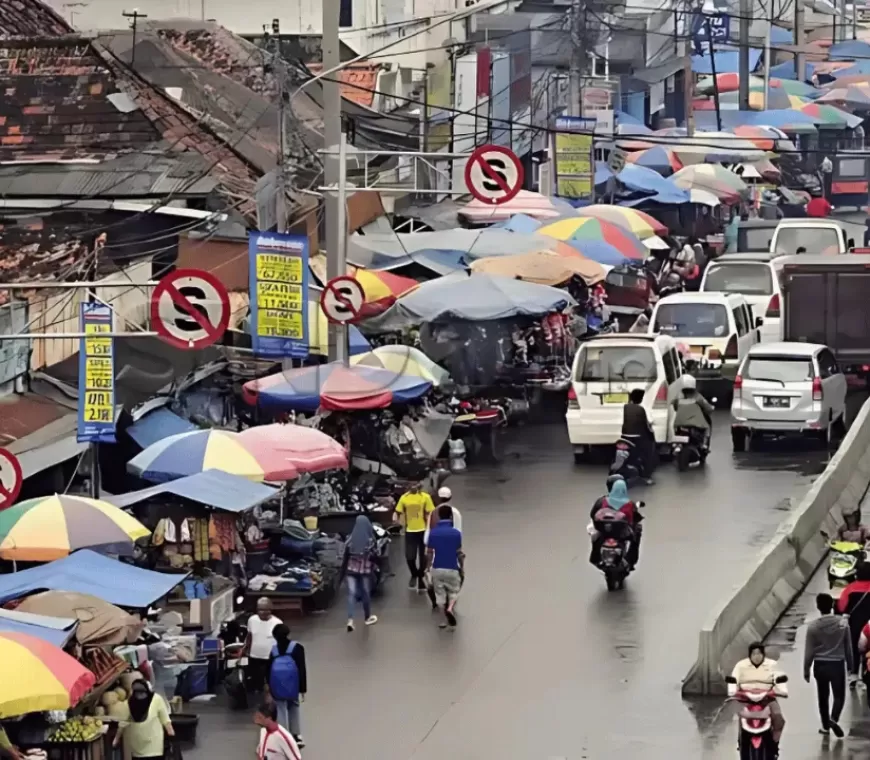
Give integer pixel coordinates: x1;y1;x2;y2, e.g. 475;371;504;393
245;598;282;692
425;487;463;609
254;702;301;760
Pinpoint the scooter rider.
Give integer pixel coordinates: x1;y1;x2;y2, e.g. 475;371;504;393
589;476;643;569
672;375;714;447
730;642;787;748
621;388;657;485
837;505;870;546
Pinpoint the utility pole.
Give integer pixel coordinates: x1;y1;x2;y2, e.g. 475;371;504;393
684;56;695;136
839;0;847;41
854;0;858;39
763;0;774;110
122;9;147;67
270;19;287;232
88;233;106;500
569;0;585;116
323;0;347;363
705;17;722;131
794;0;805;84
738;0;750;109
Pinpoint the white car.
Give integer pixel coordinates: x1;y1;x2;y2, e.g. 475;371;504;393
566;333;686;462
730;342;848;451
700;253;784;342
649;291;759;400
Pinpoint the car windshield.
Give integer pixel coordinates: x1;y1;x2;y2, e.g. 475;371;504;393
703;264;773;296
576;345;657;382
744;356;814;384
653;303;729;338
774;227;841;255
739;227;775;252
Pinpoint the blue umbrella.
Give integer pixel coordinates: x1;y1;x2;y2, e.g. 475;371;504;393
496;214;543;234
627;146;682;176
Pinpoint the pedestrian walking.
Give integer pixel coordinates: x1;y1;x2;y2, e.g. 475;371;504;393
425;504;464;630
254;702;301;760
425;487;463;610
245;598;282;692
265;624;307;748
804;593;853;737
394;481;435;591
113;681;175;760
345;514;378;631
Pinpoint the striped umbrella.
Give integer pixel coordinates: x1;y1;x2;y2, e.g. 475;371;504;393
0;495;150;562
696;73;765;94
671;164;749;202
793;102;861;128
351;345;452;386
537;217;648;259
353;269;418;317
0;632;95;718
733;125;797;152
128;429;306;484
815;85;870;108
624;146;683;175
574;205;668;238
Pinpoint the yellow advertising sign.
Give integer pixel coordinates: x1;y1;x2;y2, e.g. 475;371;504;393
83;321;113;425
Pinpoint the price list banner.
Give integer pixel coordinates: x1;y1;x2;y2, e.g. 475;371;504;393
248;232;310;359
77;303;116;443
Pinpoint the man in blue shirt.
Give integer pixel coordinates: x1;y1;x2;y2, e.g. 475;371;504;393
425;505;464;629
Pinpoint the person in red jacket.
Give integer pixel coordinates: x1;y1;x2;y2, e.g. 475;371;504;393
836;562;870;686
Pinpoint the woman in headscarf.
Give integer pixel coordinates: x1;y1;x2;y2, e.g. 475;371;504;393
113;680;174;760
589;476;643;569
345;515;378;631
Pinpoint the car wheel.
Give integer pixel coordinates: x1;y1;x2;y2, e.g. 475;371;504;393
731;429;747;453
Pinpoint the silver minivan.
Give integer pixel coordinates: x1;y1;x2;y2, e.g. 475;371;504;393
730;342;848;451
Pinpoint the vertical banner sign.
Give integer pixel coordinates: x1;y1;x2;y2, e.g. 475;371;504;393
249;232;310;359
553;116;596;199
77;303;116;444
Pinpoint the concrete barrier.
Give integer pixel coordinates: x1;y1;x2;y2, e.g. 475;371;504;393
683;398;870;695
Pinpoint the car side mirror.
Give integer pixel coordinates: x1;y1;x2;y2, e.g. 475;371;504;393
755;317;764;328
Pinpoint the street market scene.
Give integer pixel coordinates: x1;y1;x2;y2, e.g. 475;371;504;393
7;0;870;758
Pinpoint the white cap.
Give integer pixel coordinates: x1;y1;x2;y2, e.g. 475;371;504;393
683;374;697;390
437;486;452;500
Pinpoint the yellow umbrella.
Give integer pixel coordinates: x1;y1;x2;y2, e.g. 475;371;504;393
470;251;605;286
351;345;450;386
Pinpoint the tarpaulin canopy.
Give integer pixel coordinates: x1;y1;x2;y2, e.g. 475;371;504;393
17;592;141;648
108;469;280;511
470;251;606;286
127;408;198;449
0;550;187;608
365;271;574;331
0;609;77;648
243;363;433;412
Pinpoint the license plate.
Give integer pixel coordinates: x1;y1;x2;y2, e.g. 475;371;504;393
603;393;628;404
763;397;789;408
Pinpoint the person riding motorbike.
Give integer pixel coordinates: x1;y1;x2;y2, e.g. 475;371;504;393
729;642;787;747
672;375;714;450
621;388;656;484
837;504;870;546
589;476;643;569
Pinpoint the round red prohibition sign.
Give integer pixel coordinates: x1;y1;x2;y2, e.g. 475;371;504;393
320;276;365;325
0;448;23;511
150;269;230;350
464;144;524;206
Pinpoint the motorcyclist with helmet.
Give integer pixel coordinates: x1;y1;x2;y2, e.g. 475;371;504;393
672;375;714;451
589;475;644;569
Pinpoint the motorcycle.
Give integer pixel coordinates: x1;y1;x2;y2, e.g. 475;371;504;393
672;426;710;472
369;522;398;594
725;674;788;760
587;504;643;592
822;532;864;592
610;435;643;483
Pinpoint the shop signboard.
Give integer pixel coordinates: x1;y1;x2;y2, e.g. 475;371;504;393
553;116;596;200
77;303;116;444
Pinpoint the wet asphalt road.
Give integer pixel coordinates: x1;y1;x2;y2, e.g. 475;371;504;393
184;404;860;760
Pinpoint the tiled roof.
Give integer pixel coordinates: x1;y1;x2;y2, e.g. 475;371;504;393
308;63;379;107
0;0;73;39
0;391;73;447
0;40;162;161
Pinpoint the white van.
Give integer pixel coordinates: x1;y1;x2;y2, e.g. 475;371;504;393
649;292;758;398
566;333;685;462
700;252;784;342
770;219;849;256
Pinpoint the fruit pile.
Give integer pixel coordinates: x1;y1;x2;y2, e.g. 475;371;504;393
49;716;103;743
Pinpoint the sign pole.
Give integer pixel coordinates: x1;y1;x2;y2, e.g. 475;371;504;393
330;132;350;365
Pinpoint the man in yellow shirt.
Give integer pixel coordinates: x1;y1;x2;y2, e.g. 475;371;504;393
394;482;435;591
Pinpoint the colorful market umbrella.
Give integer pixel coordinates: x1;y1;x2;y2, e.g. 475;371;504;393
733;125;797;152
351;345;452;386
625;146;683;175
0;496;150;562
574;205;667;237
816;84;870;108
128;429;304;484
469;251;606;287
0;632;95;718
696;73;766;94
457;190;571;224
353;269;418;318
237;424;348;473
537;218;647;259
242;363;433;412
670;164;748;202
792;102;863;128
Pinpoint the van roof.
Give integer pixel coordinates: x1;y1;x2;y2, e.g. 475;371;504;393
712;252;782;264
747;341;825;357
583;333;678;349
655;291;747;306
775;218;842;229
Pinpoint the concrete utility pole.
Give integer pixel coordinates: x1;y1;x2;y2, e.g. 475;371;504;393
323;0;348;363
569;0;585;116
839;0;847;41
794;0;805;84
122;9;147;67
271;19;287;233
738;0;750;109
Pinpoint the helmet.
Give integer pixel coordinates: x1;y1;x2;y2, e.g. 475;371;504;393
605;473;626;491
683;375;697;391
437;486;452;500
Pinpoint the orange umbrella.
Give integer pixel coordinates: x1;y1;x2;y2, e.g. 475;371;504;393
352;269;418;317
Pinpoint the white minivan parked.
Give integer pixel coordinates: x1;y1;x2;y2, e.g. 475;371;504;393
649;291;759;400
566;333;685;462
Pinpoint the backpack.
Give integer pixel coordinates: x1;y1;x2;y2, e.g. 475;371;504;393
269;643;299;701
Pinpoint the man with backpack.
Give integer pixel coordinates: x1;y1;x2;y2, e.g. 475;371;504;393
265;624;308;749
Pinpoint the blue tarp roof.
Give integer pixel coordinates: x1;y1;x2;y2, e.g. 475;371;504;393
0;609;77;647
692;47;762;74
833;59;870;78
128;408;198;449
0;550;187;608
829;40;870;61
106;469;279;513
